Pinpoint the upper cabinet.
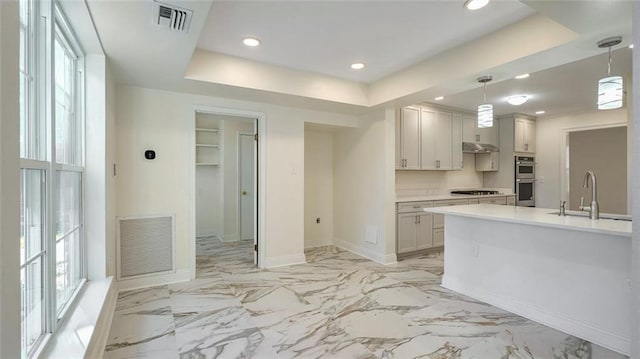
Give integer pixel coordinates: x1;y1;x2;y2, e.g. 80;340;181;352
397;107;421;169
396;105;462;171
514;116;536;153
462;114;498;146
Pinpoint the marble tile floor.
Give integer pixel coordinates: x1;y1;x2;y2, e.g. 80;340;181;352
104;236;626;359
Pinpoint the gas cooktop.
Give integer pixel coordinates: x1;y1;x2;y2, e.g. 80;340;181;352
451;190;500;196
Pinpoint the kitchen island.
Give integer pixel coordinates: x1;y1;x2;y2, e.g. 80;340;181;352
426;204;631;356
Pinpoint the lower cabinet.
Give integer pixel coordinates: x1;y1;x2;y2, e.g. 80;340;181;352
397;212;433;254
397;195;515;255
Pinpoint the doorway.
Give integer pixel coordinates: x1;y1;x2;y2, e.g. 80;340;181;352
190;106;265;278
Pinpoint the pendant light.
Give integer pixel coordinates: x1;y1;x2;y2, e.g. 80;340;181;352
597;36;623;110
477;75;493;128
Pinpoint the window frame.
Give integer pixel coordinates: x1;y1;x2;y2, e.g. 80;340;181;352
18;0;87;357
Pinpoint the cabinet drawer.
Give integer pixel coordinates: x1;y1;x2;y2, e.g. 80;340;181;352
433;228;444;247
433;199;469;207
397;201;433;213
478;196;507;205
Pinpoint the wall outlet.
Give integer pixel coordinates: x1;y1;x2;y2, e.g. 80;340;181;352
364;225;378;244
316;217;321;224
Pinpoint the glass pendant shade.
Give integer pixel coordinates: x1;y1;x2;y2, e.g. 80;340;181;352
597;75;623;110
477;103;493;128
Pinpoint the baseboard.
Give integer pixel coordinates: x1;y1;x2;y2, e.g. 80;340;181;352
264;253;306;268
116;269;191;292
85;277;117;359
442;275;630;356
304;238;333;249
221;233;238;242
195;232;218;238
334;238;397;265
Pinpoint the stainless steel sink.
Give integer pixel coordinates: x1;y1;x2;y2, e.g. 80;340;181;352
549;210;632;222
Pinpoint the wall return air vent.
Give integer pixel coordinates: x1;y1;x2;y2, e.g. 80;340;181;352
152;1;193;33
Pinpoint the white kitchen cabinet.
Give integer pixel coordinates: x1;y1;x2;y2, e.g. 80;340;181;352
451;113;463;170
514;117;535;153
422;110;453;170
462;115;477;143
433;229;444;247
475;152;499;171
478;196;508;205
397;213;418;254
396;207;434;254
506;195;516;206
463;114;498;145
397;105;458;171
416;213;434;250
397;106;421;169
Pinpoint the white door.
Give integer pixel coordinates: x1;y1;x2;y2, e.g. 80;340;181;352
434;111;452;169
239;134;255;242
451;113;463;170
524;120;536;153
397;214;417;254
514;118;526;152
420;108;436;169
462;115;477;143
415;213;433;250
401;107;421;169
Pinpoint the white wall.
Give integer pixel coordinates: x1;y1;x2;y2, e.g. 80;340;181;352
0;2;21;356
535;108;629;209
115;85;359;273
395;153;484;194
222;118;254;242
85;54;109;280
304;129;334;248
333;109;397;264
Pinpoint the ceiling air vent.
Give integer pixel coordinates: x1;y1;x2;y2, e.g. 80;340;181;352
152;1;193;33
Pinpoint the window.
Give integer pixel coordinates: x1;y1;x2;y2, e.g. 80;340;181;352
19;0;85;357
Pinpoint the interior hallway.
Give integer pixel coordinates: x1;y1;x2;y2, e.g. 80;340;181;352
104;237;624;358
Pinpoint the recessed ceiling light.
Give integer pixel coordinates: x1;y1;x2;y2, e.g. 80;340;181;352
434;96;445;101
515;73;530;79
535;110;546;115
243;37;261;47
629;44;634;49
506;95;528;106
350;62;365;70
464;0;489;10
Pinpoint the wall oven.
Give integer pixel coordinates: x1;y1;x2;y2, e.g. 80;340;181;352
515;156;535;207
515;156;535;179
515;179;535;207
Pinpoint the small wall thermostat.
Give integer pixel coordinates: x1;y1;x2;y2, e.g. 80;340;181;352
144;150;156;160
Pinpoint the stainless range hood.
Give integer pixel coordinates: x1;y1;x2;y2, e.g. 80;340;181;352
462;142;499;153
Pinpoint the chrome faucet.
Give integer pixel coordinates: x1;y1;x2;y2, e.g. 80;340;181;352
579;170;599;219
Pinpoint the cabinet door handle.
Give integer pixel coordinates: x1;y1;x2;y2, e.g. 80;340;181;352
414;215;418;224
417;216;421;224
476;134;480;142
525;143;529;151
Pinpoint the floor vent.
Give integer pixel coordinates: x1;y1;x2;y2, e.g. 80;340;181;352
117;215;175;280
152;1;193;33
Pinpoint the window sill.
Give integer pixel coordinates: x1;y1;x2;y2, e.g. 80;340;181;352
39;277;116;358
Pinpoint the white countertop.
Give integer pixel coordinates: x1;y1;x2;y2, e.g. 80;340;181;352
396;193;515;202
425;204;632;237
